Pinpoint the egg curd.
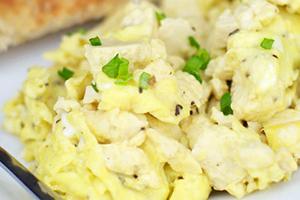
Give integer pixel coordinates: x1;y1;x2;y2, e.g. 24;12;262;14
4;0;300;199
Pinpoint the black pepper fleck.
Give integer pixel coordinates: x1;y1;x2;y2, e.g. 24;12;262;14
190;102;200;115
241;120;248;128
226;80;232;88
228;29;240;37
175;104;183;116
138;87;143;94
245;181;249;186
272;54;278;59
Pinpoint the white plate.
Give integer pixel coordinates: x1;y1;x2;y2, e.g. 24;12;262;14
0;28;300;200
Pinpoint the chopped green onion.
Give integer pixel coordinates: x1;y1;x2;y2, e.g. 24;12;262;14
91;82;99;93
115;59;133;85
183;48;210;83
102;54;121;78
188;36;200;49
260;38;274;50
220;92;233;116
89;36;102;46
196;48;210;70
57;67;74;81
183;55;203;83
139;72;152;90
102;54;132;85
155;11;166;24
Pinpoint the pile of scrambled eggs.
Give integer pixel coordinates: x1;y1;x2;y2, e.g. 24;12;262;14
4;0;300;199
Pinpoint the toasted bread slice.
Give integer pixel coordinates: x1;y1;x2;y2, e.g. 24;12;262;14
0;0;126;52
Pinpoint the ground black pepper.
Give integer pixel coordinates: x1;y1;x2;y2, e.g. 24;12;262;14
175;104;183;116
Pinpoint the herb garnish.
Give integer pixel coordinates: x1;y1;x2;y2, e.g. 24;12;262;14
102;54;133;85
58;67;74;81
220;92;233;116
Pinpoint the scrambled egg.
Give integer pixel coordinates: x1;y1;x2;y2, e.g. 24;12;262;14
3;0;300;199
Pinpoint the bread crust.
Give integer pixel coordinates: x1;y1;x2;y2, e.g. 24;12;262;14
0;0;126;51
